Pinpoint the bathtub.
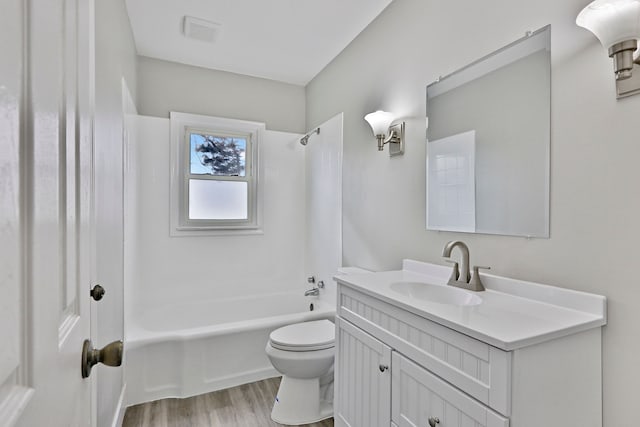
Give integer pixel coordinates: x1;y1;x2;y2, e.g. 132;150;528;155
124;292;335;406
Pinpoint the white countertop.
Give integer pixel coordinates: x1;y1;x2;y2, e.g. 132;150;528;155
334;259;607;351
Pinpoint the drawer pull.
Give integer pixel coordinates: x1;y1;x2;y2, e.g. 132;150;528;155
378;364;389;372
428;417;440;427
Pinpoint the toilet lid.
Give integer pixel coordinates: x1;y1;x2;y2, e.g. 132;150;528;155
269;319;335;351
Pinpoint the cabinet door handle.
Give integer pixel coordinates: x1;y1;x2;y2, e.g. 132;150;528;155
428;417;440;427
378;364;389;372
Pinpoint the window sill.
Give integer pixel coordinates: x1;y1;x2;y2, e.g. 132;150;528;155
170;225;264;237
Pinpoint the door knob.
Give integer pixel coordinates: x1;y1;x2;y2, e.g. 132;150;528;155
90;284;105;301
428;417;440;427
81;339;123;378
379;364;389;372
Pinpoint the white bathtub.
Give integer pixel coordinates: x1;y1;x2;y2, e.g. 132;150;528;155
124;292;334;406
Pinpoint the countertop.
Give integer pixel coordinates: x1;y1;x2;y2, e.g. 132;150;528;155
334;259;607;351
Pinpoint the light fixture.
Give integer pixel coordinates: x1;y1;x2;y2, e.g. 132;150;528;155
364;110;405;156
577;0;640;98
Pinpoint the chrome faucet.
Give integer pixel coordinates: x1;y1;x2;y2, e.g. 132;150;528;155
304;288;320;297
304;276;324;297
442;241;489;292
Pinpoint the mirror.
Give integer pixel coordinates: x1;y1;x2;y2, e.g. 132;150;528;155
426;26;550;238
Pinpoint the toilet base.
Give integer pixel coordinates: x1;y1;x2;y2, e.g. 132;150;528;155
271;376;333;425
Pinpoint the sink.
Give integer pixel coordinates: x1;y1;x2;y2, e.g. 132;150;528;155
389;281;482;306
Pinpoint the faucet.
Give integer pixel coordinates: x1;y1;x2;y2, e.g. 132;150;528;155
442;241;471;283
441;241;489;292
304;276;324;297
304;288;320;297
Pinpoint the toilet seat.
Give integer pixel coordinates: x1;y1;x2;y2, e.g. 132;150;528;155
270;319;335;352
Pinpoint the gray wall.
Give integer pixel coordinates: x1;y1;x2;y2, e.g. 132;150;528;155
94;0;138;424
306;0;640;425
137;56;306;133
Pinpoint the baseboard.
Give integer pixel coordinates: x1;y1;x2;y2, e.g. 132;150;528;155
111;384;127;427
126;367;279;407
203;367;280;395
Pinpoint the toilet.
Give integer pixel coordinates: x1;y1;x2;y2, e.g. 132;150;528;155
265;267;369;424
266;319;335;425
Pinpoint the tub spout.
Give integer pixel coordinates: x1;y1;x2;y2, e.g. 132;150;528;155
304;288;320;297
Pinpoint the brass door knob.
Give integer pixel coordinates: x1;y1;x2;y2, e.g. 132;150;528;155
81;339;123;378
90;284;105;301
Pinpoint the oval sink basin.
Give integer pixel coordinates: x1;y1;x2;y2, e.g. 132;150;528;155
389;281;482;306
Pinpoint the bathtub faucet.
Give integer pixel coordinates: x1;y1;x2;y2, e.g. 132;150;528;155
304;277;324;296
304;288;320;297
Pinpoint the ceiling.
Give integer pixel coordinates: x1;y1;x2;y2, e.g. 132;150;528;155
125;0;394;86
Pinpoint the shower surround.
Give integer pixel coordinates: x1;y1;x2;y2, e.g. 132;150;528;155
123;113;343;405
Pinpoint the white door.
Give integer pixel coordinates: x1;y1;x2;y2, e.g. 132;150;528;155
334;317;392;427
0;0;97;425
92;52;128;427
391;353;509;427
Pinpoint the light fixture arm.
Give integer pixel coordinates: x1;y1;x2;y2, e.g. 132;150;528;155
608;39;640;80
376;129;401;150
384;130;400;144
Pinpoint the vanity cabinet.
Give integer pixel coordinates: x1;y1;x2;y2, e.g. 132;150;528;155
334;283;603;427
335;317;391;427
392;352;508;427
335;317;508;427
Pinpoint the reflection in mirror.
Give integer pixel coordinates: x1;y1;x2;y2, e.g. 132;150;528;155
426;26;550;238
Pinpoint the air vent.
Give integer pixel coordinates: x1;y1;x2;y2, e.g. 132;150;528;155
183;16;221;43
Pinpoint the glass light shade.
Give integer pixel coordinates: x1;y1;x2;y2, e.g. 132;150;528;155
364;110;394;136
576;0;640;49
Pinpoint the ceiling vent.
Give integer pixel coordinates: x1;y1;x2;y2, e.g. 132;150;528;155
183;16;221;43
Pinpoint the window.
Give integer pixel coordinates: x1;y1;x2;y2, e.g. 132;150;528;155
170;113;264;235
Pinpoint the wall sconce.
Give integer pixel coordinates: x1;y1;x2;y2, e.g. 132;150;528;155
577;0;640;98
364;110;405;156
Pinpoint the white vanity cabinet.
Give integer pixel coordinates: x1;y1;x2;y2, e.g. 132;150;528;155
392;352;508;427
335;317;392;427
334;275;605;427
335;316;508;427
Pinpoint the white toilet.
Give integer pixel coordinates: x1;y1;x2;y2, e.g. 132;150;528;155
265;319;336;425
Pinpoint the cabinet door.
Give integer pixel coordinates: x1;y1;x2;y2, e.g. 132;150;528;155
335;317;392;427
392;353;509;427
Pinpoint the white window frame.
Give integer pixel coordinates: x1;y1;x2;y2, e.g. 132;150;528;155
170;112;264;236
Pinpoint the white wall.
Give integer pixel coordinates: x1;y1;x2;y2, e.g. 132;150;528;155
94;0;138;425
126;116;307;313
137;56;306;134
304;113;344;304
306;0;640;425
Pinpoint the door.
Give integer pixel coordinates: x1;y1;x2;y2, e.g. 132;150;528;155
0;0;94;425
92;1;131;423
334;317;392;427
391;353;509;427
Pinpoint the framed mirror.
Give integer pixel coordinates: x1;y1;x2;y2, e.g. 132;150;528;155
426;25;550;238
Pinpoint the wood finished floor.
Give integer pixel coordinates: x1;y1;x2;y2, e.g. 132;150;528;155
122;377;334;427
